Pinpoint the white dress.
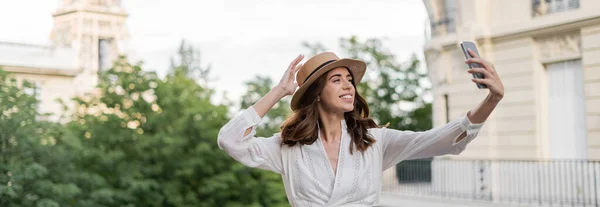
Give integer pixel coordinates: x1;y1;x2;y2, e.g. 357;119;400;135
217;106;484;207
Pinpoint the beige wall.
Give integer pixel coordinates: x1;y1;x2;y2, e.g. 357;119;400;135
23;74;75;121
582;24;600;158
3;67;77;122
424;0;600;160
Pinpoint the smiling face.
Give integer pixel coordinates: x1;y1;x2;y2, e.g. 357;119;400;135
317;67;356;114
282;65;377;153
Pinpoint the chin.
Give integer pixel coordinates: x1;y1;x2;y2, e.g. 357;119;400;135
342;104;354;112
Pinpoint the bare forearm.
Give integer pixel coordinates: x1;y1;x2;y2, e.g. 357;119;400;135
241;87;287;136
238;54;303;137
454;94;500;142
252;86;287;118
467;94;502;124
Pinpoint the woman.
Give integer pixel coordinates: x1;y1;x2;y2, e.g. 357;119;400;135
217;51;504;206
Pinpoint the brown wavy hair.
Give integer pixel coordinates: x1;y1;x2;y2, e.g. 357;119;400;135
280;68;380;154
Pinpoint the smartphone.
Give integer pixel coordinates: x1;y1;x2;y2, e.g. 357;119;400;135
459;41;487;89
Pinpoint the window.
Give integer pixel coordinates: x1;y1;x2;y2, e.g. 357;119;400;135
442;0;457;33
33;82;41;102
23;81;41;101
23;81;42;118
98;38;112;71
533;0;579;17
546;59;587;159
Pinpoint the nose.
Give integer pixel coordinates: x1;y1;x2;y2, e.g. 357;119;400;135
342;79;353;90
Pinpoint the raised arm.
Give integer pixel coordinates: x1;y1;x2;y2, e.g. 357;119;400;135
244;54;304;136
379;49;504;170
216;54;305;174
378;113;484;170
464;48;504;125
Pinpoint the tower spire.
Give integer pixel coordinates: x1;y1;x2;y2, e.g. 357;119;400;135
49;0;129;95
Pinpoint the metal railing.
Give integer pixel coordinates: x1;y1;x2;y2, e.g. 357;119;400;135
382;158;600;206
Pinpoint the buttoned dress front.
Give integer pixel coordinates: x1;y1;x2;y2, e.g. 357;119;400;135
217;106;484;207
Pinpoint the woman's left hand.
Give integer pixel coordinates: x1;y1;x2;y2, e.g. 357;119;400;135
465;49;504;101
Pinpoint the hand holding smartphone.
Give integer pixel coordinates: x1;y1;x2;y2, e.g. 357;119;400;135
459;41;488;89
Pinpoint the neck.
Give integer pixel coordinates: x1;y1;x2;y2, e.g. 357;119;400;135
317;105;345;143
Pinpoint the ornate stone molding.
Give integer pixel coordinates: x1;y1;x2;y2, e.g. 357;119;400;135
536;32;581;62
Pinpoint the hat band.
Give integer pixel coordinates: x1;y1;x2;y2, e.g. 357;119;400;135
303;59;336;83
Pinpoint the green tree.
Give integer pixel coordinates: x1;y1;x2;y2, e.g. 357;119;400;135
0;69;79;207
63;57;167;206
167;40;289;206
165;40;287;206
170;39;213;85
62;45;290;206
1;38;295;206
64;56;234;206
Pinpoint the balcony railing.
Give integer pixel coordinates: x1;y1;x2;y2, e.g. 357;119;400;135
383;158;600;206
533;0;580;17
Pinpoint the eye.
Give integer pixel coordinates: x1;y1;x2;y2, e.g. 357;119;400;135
333;79;340;83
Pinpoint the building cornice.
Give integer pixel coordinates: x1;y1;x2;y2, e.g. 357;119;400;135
1;65;80;77
52;7;128;18
424;10;600;52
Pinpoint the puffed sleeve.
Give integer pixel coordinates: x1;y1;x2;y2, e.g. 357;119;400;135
377;112;484;170
217;106;283;174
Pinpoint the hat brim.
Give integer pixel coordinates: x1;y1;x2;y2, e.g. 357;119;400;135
290;58;366;111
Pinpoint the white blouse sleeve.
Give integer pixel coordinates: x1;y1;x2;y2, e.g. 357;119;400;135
378;111;484;170
217;106;283;174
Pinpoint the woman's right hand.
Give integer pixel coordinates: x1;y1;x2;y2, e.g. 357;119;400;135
276;54;304;97
252;55;304;119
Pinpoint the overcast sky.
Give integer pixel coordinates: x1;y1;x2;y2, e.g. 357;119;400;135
0;0;427;109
